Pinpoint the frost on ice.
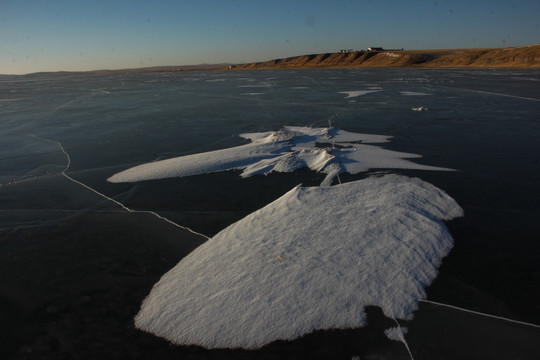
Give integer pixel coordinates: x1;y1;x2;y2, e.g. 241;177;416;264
108;126;452;185
134;174;463;349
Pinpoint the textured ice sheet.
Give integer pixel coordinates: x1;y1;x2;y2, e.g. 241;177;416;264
108;126;452;185
135;174;463;349
400;91;431;96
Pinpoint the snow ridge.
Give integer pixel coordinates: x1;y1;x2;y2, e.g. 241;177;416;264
108;126;453;186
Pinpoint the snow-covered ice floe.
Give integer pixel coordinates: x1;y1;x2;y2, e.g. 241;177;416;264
134;174;463;349
108;126;452;186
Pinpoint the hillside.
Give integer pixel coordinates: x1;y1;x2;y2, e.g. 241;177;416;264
230;45;540;70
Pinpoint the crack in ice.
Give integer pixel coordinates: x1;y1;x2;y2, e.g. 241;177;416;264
441;86;540;102
420;299;540;329
389;315;415;360
39;137;210;239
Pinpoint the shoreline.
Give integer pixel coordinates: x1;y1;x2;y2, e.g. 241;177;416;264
229;45;540;70
5;45;540;77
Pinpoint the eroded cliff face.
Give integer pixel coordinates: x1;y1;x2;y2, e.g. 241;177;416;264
230;45;540;69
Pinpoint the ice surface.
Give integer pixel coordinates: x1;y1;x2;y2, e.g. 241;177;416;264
135;174;463;349
108;126;452;185
238;82;276;88
400;91;431;96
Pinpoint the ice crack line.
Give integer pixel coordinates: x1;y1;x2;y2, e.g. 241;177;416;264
441;86;540;102
420;299;540;329
0;209;126;214
390;314;415;360
50;138;209;240
0;173;57;188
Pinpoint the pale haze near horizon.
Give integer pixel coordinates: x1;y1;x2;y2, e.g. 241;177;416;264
1;0;538;75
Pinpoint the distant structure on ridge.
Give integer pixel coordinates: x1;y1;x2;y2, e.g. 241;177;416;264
339;47;394;53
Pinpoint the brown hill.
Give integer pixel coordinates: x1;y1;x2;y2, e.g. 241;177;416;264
230;45;540;70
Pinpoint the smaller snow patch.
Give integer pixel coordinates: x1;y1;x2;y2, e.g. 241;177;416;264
338;90;382;98
385;326;408;342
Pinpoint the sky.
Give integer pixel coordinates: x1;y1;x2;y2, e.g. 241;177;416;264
1;0;539;74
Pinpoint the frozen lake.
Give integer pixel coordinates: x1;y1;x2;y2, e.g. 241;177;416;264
1;69;539;359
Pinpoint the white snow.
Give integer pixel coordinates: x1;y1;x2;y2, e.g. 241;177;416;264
338;90;382;98
385;326;408;342
108;126;452;185
134;174;463;349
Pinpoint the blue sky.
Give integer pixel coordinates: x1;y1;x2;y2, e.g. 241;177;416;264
1;0;538;74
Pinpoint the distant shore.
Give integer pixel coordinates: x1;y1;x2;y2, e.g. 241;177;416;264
229;44;540;70
8;45;539;77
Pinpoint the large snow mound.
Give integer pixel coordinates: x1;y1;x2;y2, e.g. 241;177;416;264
134;174;463;349
107;126;452;185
